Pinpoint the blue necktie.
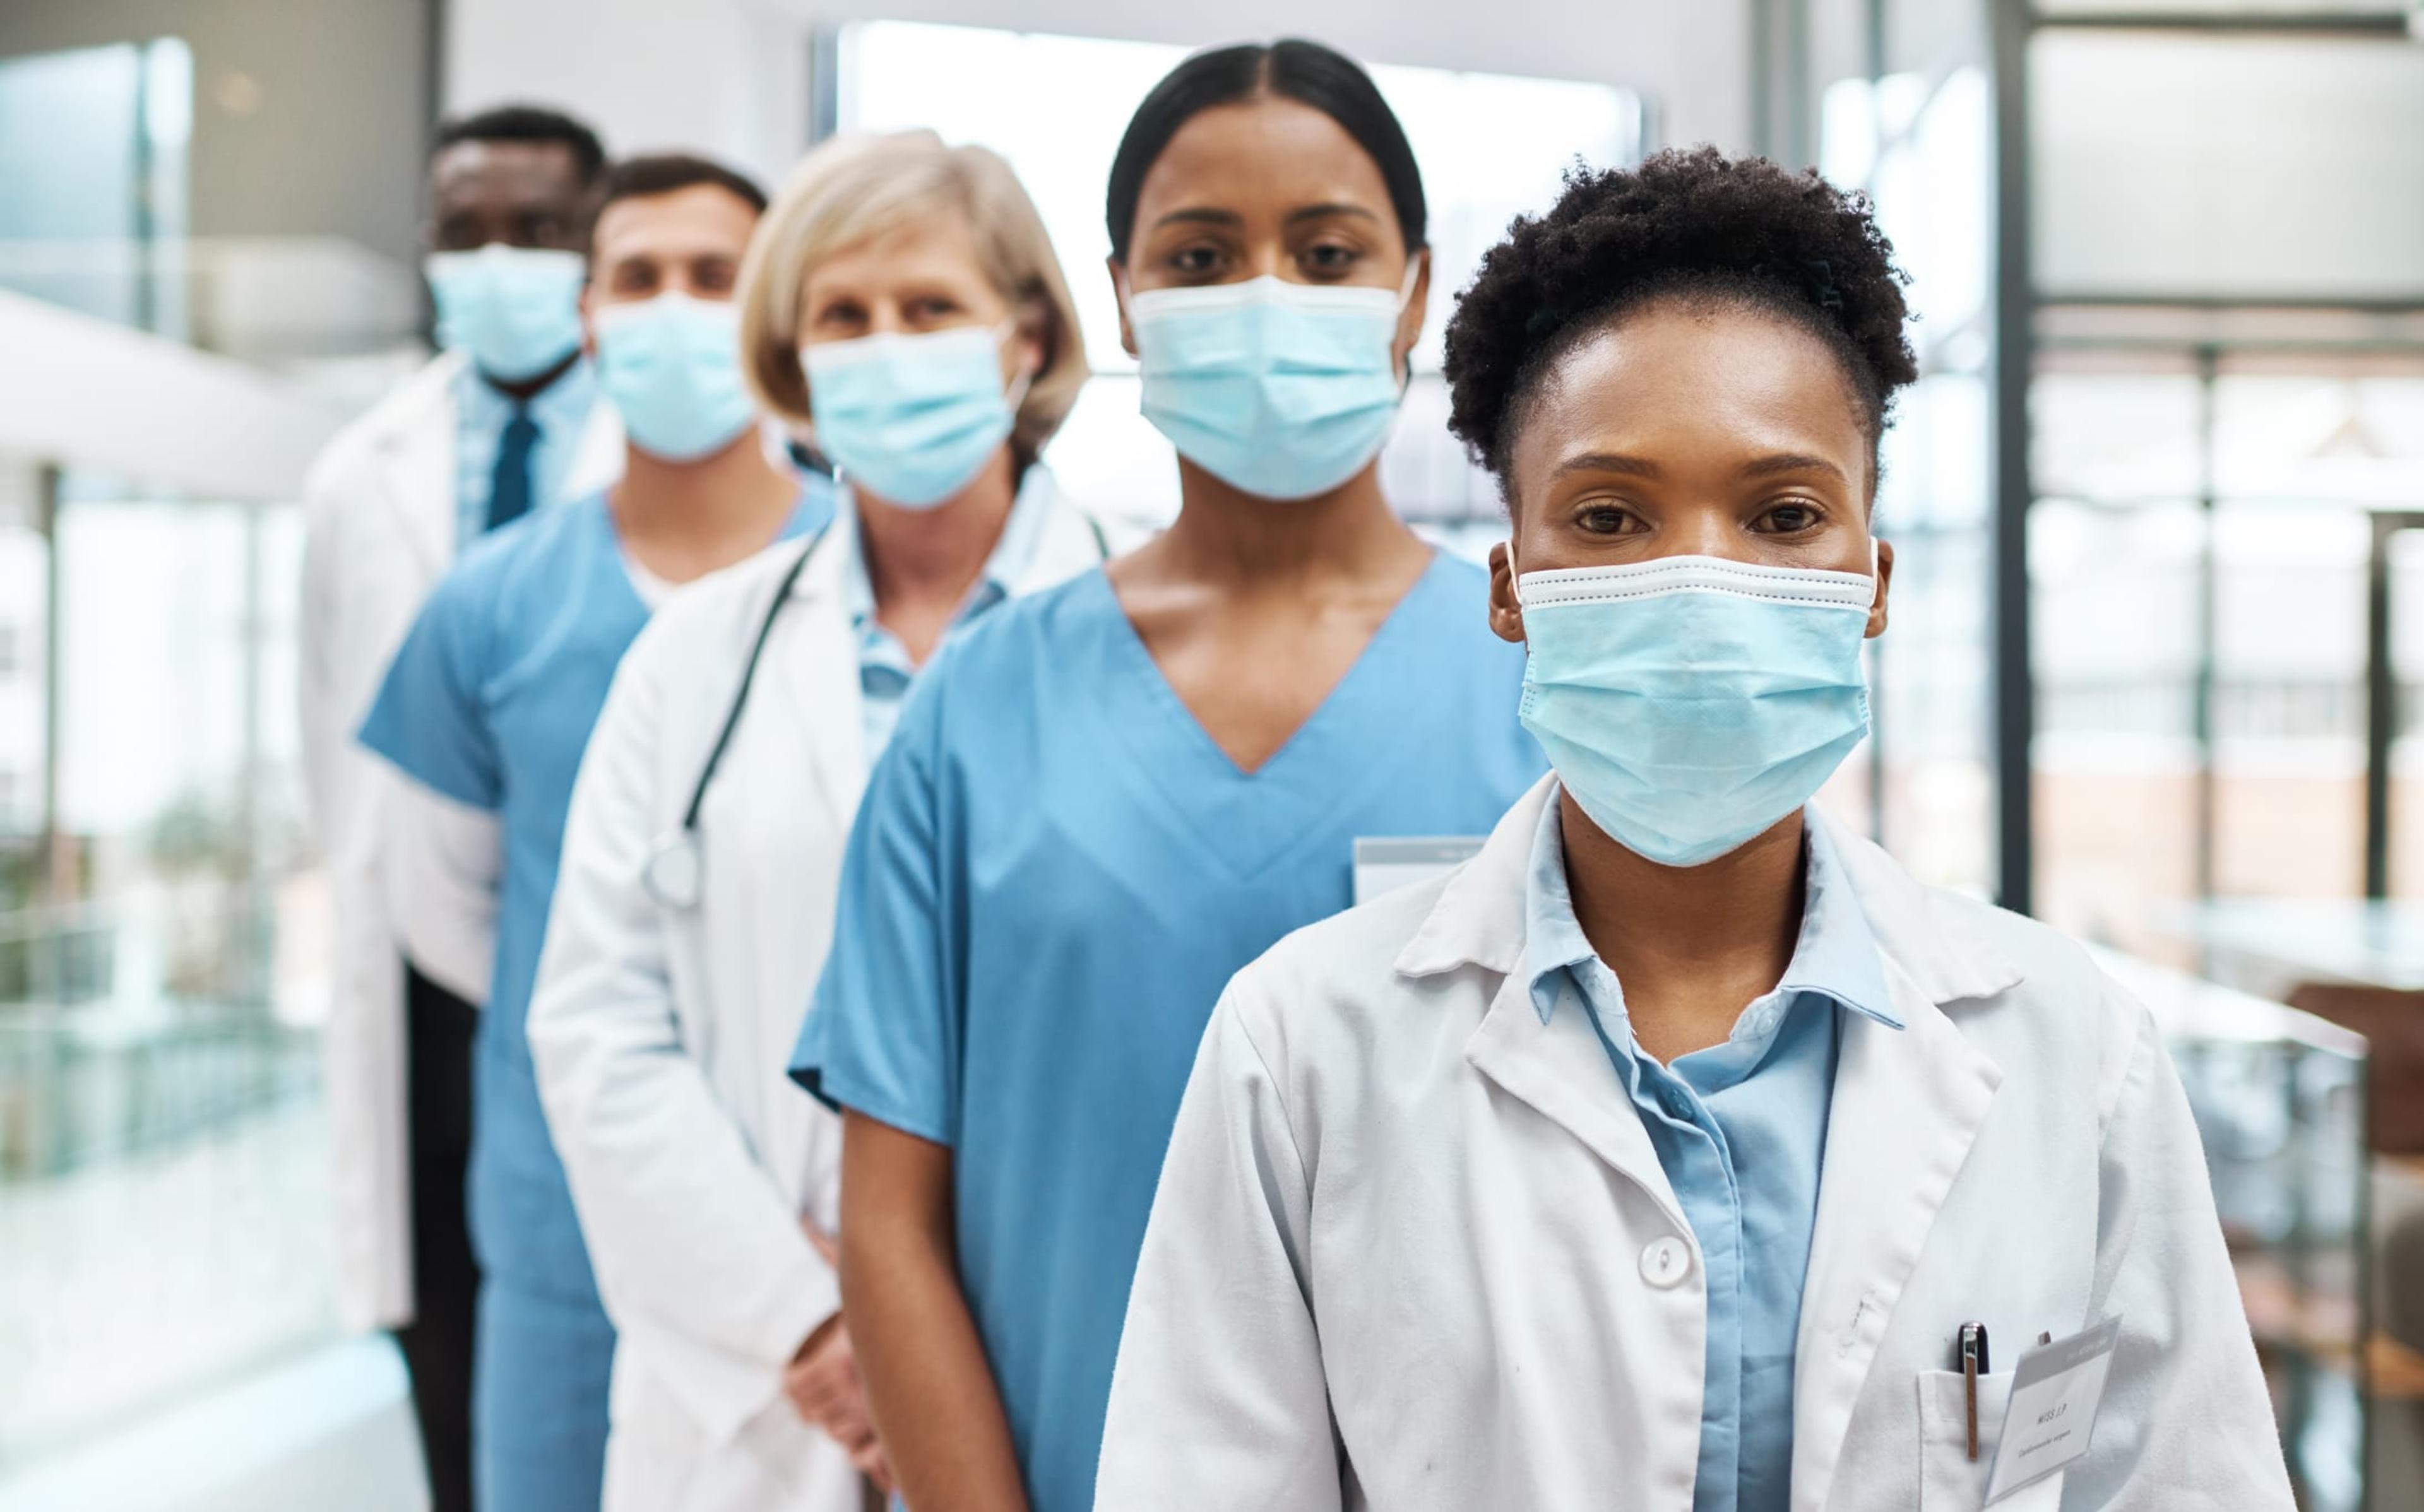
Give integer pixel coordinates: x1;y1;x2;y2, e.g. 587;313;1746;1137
485;405;539;531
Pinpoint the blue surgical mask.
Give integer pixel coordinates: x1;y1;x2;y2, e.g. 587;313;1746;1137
802;325;1025;510
1517;553;1876;868
592;292;756;462
1126;273;1413;501
424;244;587;383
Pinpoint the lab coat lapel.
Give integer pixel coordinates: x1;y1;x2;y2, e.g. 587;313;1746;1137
1463;966;1685;1225
1789;955;2003;1511
775;526;867;833
374;353;463;579
1439;777;1686;1224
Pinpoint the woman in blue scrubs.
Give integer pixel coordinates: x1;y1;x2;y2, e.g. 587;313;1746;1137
359;155;828;1512
790;39;1544;1512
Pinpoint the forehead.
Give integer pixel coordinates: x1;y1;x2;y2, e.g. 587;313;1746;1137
805;213;988;288
1131;95;1402;247
429;138;581;201
591;183;759;263
1509;302;1869;496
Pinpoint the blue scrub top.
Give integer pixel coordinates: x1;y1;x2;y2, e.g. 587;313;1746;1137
361;483;829;1289
793;551;1545;1512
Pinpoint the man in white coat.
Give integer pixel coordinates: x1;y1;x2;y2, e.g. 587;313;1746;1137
296;103;617;1512
1095;151;2292;1511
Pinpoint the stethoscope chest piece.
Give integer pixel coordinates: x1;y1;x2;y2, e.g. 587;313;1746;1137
644;830;704;910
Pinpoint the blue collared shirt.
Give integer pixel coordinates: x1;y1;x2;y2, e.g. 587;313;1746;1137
1524;796;1898;1512
452;358;599;553
838;466;1059;765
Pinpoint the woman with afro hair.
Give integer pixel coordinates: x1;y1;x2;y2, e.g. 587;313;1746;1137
1094;149;2292;1512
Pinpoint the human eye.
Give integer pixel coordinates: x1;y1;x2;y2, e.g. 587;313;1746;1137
1576;500;1646;536
1165;242;1227;280
1299;240;1364;279
1751;498;1828;535
808;298;865;336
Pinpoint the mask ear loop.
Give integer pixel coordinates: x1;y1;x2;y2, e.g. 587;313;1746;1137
1389;250;1428;396
995;317;1037;415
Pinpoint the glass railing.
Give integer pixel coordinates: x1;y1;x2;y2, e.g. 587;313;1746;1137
0;885;335;1465
2099;948;2374;1511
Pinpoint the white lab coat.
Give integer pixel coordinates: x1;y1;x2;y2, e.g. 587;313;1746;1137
528;480;1124;1511
297;350;620;1330
1096;776;2295;1512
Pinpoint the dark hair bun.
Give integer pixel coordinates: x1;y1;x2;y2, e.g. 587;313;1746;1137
1443;146;1916;483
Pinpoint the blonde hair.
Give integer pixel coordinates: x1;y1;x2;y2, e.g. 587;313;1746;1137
737;129;1088;459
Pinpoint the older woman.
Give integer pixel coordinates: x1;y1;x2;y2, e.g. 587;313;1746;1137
527;129;1117;1512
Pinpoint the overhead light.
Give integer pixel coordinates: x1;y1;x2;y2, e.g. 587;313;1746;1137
2310;386;2386;460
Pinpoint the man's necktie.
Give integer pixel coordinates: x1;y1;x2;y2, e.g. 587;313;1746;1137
485;405;539;531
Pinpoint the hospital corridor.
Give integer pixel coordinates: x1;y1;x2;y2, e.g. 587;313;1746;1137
1;1;2421;1509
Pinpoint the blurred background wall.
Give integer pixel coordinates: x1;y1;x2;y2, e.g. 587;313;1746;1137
0;3;2419;1509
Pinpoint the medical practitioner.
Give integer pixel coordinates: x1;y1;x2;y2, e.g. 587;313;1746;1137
528;131;1126;1511
792;39;1544;1512
297;103;615;1512
360;153;828;1512
1095;151;2295;1511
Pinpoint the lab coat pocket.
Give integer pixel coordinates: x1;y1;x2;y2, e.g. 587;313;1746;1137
1916;1370;2064;1511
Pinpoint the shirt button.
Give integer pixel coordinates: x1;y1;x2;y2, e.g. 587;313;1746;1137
1640;1237;1691;1288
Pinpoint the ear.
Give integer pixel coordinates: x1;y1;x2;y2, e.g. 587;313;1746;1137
1393;248;1432;377
1488;538;1526;646
1865;535;1894;638
1108;256;1138;360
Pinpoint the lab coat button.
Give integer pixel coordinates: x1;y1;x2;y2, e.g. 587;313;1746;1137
1640;1237;1690;1288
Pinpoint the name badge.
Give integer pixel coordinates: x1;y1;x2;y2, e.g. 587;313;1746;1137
1351;836;1485;906
1987;1315;2122;1503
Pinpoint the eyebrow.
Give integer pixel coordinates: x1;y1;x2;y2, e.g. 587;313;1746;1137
1738;452;1852;483
1151;206;1244;232
1285;203;1379;226
1552;452;1663;480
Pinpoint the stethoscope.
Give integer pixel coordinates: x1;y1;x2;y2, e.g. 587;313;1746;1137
639;507;1112;910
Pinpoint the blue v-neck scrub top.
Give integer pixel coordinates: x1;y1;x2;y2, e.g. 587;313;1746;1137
792;550;1545;1512
360;483;828;1512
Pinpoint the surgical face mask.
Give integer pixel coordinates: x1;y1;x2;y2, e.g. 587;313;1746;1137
802;324;1025;510
592;292;756;462
1517;553;1876;868
424;244;587;383
1126;271;1413;502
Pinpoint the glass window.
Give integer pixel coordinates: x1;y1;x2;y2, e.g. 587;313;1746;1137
2028;362;2424;949
0;480;324;1460
2031;30;2424;302
0;39;191;336
1817;66;1996;897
